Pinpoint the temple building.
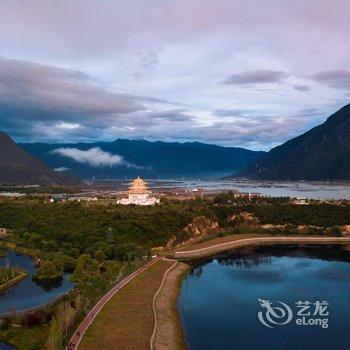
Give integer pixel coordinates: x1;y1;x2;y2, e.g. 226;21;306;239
117;177;160;206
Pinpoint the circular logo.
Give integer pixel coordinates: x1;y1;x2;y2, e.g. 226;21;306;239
258;298;293;328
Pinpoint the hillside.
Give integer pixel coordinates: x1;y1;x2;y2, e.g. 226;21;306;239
240;103;350;180
0;131;77;185
20;139;264;180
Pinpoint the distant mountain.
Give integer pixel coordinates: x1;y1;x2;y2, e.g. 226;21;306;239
20;139;264;180
0;131;77;185
240;103;350;180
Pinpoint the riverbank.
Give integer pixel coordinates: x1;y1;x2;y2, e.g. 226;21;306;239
172;234;350;259
151;260;191;350
0;272;28;293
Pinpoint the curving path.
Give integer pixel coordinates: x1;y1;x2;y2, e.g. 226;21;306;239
174;236;350;259
150;260;190;350
68;256;161;350
150;259;177;350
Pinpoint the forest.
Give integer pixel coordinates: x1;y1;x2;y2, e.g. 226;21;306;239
1;194;350;349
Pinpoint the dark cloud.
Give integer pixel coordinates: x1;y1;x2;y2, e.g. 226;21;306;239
296;108;321;117
222;70;289;85
113;114;305;150
0;57;144;118
293;84;310;92
309;70;350;90
0;55;309;150
0;55;345;151
149;109;194;122
0;57;173;141
213;109;254;117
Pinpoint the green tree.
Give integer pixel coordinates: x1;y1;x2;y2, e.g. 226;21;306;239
94;249;106;263
46;317;61;350
114;243;143;261
34;261;63;280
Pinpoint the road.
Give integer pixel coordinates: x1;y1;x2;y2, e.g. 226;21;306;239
174;236;350;258
68;256;161;350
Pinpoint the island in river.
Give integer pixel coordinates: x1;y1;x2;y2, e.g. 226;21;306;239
0;266;28;293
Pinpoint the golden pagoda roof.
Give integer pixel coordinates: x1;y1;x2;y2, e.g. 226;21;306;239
128;176;150;194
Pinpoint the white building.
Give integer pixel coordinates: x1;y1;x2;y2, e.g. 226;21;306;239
0;192;26;198
117;177;159;206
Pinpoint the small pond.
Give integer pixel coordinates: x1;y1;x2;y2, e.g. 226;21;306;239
178;245;350;350
0;250;74;314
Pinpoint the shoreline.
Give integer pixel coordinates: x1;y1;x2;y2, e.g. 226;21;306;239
168;235;350;349
0;288;75;317
151;260;191;350
0;272;28;293
172;235;350;259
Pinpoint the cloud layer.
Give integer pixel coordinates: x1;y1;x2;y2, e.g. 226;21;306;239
0;0;350;150
309;70;350;90
222;70;288;85
51;147;140;168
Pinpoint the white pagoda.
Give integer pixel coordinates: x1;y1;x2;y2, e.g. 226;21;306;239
117;177;159;206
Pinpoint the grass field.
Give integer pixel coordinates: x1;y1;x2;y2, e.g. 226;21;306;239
0;324;50;350
79;259;174;350
174;233;267;252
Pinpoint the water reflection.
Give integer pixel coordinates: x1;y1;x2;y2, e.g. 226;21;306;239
34;276;65;292
0;250;74;314
178;245;350;350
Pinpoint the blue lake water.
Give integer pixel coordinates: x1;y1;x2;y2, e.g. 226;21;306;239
0;250;74;314
178;246;350;350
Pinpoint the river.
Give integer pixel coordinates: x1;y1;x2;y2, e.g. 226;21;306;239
178;245;350;350
0;250;74;314
151;180;350;200
105;179;350;200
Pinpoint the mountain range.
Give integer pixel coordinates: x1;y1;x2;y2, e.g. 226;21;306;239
0;131;75;185
240;103;350;180
2;102;350;183
20;140;264;180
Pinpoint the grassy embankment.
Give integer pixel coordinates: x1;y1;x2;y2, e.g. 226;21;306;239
0;325;50;350
79;260;176;350
151;261;191;350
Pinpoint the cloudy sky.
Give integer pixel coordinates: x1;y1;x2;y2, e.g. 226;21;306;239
0;0;349;150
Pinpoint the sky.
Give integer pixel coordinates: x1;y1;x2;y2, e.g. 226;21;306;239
0;0;350;151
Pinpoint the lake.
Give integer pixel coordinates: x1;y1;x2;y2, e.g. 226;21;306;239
178;245;350;350
0;250;74;314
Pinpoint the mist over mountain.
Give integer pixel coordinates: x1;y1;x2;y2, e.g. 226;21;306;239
20;139;264;180
240;103;350;180
0;131;76;185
